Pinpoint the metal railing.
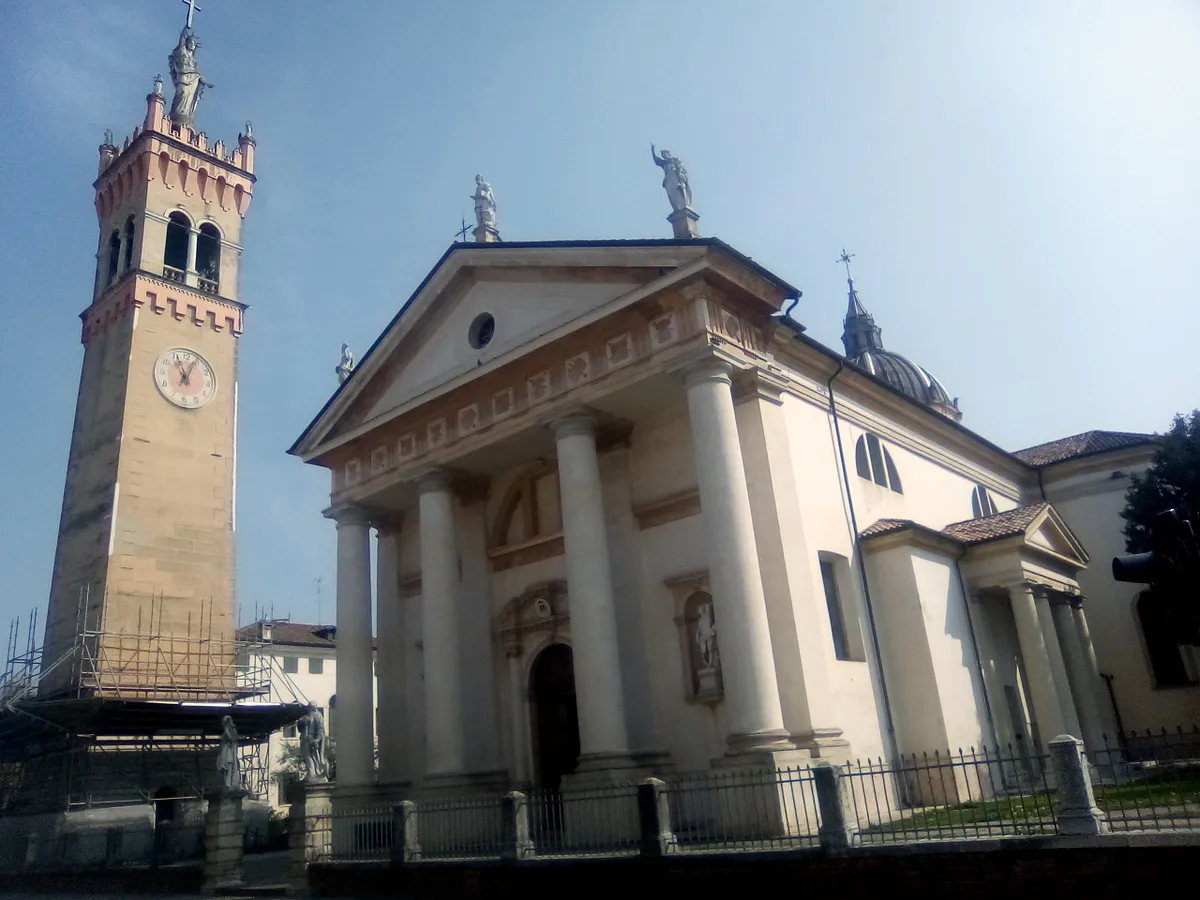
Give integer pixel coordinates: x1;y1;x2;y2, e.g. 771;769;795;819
299;728;1200;866
528;783;641;857
843;746;1058;843
666;765;820;852
1090;728;1200;833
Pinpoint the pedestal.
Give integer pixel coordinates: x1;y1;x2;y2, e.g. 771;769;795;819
667;207;700;238
202;788;247;895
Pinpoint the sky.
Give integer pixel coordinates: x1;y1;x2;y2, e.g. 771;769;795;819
0;1;1197;640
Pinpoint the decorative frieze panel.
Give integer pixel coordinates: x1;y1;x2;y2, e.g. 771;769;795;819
329;295;703;499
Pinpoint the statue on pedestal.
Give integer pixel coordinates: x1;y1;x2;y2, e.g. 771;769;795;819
217;715;241;792
168;28;211;126
651;145;693;212
471;175;498;234
695;602;718;670
299;705;328;784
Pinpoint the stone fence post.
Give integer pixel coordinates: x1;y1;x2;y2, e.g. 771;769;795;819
202;788;247;895
1049;735;1108;835
500;791;534;861
813;762;857;851
637;777;676;856
390;800;421;865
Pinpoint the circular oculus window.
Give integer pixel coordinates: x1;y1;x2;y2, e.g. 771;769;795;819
469;312;496;349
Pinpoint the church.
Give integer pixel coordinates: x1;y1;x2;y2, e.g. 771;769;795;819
289;160;1198;795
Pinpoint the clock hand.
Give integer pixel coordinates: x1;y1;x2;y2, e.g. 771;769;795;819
185;359;199;377
175;360;190;386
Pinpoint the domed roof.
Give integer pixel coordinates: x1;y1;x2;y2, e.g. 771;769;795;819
848;348;960;421
839;273;962;422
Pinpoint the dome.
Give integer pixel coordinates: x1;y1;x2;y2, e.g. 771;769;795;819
839;272;962;422
848;348;961;421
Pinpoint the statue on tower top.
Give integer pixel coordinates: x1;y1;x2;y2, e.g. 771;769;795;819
168;21;211;128
471;175;501;242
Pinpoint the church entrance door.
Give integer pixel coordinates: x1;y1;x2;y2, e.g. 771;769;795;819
530;643;580;792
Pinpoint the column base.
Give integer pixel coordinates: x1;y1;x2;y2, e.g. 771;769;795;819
791;728;852;763
420;768;511;798
725;728;795;755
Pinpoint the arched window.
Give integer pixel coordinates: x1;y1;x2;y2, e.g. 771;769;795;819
971;485;998;519
107;230;121;283
196;222;221;293
854;432;903;494
164;211;190;280
492;465;562;548
122;216;135;272
1137;592;1195;687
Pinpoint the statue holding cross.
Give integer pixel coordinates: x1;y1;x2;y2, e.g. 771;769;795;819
168;0;211;128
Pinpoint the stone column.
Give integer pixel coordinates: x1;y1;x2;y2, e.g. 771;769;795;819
374;520;408;783
333;506;375;786
1034;587;1082;739
552;412;630;763
506;651;530;783
417;469;465;776
1051;595;1105;750
683;359;791;753
185;227;199;286
1007;582;1067;748
1071;600;1116;737
457;483;502;773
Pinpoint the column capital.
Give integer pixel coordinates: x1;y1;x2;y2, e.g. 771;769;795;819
731;368;788;406
328;504;371;528
550;409;598;441
414;467;453;495
371;512;405;535
681;357;733;389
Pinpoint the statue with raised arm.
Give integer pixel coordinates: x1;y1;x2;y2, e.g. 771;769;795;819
299;705;328;784
168;28;211;127
471;175;497;231
217;715;241;792
652;144;692;212
336;343;355;384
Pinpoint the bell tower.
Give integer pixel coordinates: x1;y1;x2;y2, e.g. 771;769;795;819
41;15;256;696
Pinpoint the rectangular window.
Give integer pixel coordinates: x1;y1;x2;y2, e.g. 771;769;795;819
821;559;852;661
283;722;297;739
282;656;298;674
308;657;324;675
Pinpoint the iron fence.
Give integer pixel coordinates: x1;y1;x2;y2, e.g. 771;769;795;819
1090;727;1200;833
419;792;506;860
843;745;1058;843
528;783;641;857
320;802;393;863
666;765;820;853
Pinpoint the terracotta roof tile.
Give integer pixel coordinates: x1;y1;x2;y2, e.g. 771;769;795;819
236;621;340;649
941;503;1048;544
859;519;917;539
1013;430;1157;467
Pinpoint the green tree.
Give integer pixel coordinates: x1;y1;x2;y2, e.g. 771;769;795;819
1122;411;1200;553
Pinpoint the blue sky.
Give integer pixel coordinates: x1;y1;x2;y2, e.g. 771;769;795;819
0;1;1197;637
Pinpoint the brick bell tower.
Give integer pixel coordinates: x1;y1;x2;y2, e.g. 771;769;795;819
41;15;256;697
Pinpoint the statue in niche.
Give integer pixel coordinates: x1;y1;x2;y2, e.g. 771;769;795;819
168;28;212;126
299;705;328;784
336;343;356;384
472;175;497;230
651;144;693;212
217;715;241;792
695;601;718;670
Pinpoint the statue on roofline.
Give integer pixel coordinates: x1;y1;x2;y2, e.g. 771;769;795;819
169;28;212;127
651;144;693;213
472;175;497;231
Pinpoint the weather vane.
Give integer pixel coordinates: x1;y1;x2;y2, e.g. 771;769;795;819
182;0;202;28
837;248;856;281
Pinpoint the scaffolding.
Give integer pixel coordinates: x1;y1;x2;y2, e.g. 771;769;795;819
0;607;305;813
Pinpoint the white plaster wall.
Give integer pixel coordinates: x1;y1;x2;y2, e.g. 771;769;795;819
1041;460;1200;731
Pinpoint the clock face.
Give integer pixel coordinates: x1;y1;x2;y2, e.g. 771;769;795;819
154;347;217;409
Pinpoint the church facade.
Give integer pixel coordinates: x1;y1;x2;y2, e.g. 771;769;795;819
289;229;1199;793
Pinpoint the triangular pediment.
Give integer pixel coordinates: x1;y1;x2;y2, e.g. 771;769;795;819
1023;506;1089;566
290;240;797;460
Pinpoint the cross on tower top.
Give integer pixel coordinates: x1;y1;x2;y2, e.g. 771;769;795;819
837;248;856;281
454;217;471;243
181;0;201;29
